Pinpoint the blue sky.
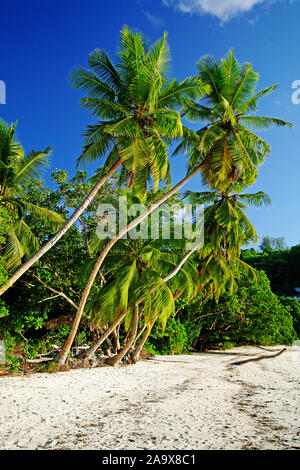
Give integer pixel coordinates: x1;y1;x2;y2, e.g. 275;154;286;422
0;0;299;247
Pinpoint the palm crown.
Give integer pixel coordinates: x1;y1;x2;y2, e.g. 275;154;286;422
71;26;209;195
176;49;292;193
0;120;64;272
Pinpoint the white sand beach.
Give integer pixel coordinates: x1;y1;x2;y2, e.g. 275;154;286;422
0;346;299;450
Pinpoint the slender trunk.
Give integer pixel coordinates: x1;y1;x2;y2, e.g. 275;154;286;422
58;157;210;365
135;324;147;343
84;245;197;363
130;321;154;363
0;158;123;296
112;324;120;354
105;304;139;366
128;323;147;355
103;330;113;357
163;244;200;282
82;309;129;360
130;290;184;363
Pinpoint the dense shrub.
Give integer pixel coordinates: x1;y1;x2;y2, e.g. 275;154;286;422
146;270;297;354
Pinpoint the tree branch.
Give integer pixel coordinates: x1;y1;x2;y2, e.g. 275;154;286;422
32;274;78;309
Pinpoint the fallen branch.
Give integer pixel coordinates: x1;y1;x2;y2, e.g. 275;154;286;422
230;347;286;366
256;346;284;353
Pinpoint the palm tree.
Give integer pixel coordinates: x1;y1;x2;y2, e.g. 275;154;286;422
186;188;271;256
57;159;210;364
82;237;199;364
0;120;64;273
58;50;290;364
176;49;292;193
0;27;208;296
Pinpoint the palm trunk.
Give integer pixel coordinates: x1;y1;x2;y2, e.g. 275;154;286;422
135;324;148;343
57;158;210;365
128;323;147;356
130;289;185;363
82;309;129;360
163;244;200;282
130;321;154;363
130;288;185;363
0;158;123;296
83;245;197;364
112;324;120;354
105;304;139;366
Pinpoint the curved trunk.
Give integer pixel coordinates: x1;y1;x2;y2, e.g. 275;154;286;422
58;158;210;365
112;324;121;354
130;289;184;364
82;309;129;360
105;304;139;366
0;159;123;296
130;321;154;363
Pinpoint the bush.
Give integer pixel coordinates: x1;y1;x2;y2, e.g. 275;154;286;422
145;313;189;355
278;297;300;338
148;270;297;354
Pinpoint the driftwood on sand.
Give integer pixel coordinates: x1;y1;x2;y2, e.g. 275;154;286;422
230;347;287;366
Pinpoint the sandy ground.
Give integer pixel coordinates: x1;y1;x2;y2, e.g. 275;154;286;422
0;345;299;450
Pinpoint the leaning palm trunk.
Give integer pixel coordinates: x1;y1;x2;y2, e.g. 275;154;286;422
105;304;140;366
130;287;185;363
134;324;148;345
112;324;121;354
99;250;195;366
127;323;148;357
83;248;195;363
83;311;146;361
81;309;129;359
130;321;155;363
58;158;210;365
0;159;123;296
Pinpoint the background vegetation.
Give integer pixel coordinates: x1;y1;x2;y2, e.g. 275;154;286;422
0;29;298;373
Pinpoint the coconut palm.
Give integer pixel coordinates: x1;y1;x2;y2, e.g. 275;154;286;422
0;120;64;273
185;188;271;260
175;49;292;193
56;156;213;365
182;188;273;304
57;50;290;365
81;237;199;364
0;27;208;296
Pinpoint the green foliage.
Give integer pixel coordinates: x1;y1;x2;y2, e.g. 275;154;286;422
242;243;300;296
177;49;292;194
0;331;22;372
0;43;296;372
0;299;9;318
0;120;65;273
0;262;8;288
278;297;300;338
0;204;10;286
145;313;189;355
148;270;297;354
71;27;208;196
259;236;287;252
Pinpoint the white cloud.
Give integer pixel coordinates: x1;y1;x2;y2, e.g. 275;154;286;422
248;15;259;25
144;11;164;28
162;0;267;22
